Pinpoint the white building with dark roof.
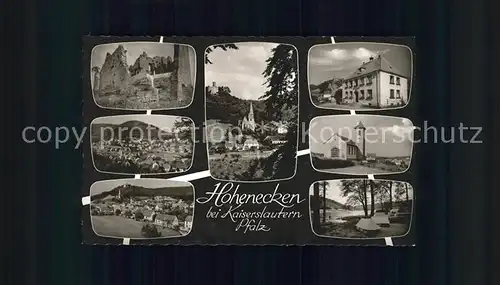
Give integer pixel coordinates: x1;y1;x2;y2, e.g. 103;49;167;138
341;55;409;108
318;133;362;160
154;214;179;227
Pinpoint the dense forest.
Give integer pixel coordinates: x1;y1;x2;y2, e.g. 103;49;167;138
206;88;268;125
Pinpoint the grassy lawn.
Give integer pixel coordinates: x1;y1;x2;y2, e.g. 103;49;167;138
317;216;409;238
365;162;408;172
92;215;181;238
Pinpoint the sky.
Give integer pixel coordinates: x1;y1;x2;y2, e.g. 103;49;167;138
309;115;414;157
308;43;412;85
92;115;183;129
309;180;414;205
91;179;191;195
205;42;290;100
90;42;196;86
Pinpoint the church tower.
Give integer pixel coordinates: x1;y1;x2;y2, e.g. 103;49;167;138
248;102;255;129
354;121;366;160
241;101;257;132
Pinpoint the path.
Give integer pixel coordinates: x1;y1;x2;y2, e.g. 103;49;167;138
322;165;389;174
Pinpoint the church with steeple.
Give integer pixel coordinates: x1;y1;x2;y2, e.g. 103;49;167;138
241;102;256;132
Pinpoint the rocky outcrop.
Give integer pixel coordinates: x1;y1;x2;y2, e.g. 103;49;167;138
129;52;174;76
173;45;193;102
98;45;130;91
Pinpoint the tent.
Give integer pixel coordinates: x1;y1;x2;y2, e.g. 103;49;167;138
356;218;381;234
371;213;391;227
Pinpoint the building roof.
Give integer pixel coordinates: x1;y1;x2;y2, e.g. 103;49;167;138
155;214;177;221
245;139;259;144
354;121;365;130
265;135;286;141
345;55;406;80
323;133;357;146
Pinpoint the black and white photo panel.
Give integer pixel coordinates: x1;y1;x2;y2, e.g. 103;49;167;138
309;115;414;175
90;114;195;175
309;179;413;239
204;42;299;182
91;42;196;110
90;179;195;239
308;43;412;111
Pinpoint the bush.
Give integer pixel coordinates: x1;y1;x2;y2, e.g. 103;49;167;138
114;209;121;216
134;211;144;220
124;210;133;218
141;223;162;238
312;157;355;169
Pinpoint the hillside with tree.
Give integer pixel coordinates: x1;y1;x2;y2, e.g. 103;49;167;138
205;88;268;125
91;184;193;201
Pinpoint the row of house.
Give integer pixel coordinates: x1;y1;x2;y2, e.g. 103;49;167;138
143;210;193;229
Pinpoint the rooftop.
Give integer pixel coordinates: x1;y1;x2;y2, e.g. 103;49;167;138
345;55;406;80
324;133;357;146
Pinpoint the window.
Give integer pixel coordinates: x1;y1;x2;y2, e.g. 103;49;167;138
367;76;373;85
390;89;395;99
350;91;353;99
367;89;373;99
396;90;401;98
331;147;339;158
390;75;395;84
396;77;401;85
360;90;364;99
359;78;363;86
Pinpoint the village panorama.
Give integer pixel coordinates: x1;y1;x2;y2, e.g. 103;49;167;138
91;115;194;175
90;179;194;239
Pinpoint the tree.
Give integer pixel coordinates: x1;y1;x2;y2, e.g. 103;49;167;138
259;44;299;179
394;182;406;202
114;209;121;216
387;181;393;209
92;66;101;90
224;128;232;142
205;44;239;64
260;44;298;122
124;210;133;218
340;179;369;217
173;117;193;143
369;180;394;214
134;211;144;220
363;180;369;217
141;223;162;238
312;182;321;232
321;181;329;223
405;183;410;202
